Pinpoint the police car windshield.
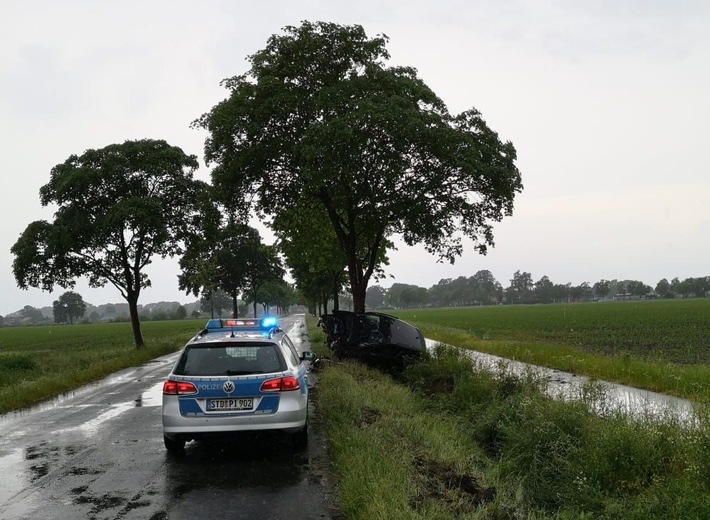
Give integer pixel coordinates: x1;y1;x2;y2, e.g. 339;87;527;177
175;343;284;376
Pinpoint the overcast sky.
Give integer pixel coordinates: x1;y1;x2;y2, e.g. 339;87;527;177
2;0;708;315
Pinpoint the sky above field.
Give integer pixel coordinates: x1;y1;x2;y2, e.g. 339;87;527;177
1;0;709;315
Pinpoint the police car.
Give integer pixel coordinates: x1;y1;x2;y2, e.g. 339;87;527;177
161;317;313;452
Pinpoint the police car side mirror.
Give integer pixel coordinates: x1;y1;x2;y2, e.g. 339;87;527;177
300;351;314;362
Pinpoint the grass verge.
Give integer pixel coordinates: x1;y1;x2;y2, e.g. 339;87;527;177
306;317;710;519
0;319;202;413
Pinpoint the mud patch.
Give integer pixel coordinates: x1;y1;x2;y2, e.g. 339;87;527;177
411;456;496;514
358;407;381;428
25;442;60;482
73;492;127;516
122;499;151;512
71;485;89;494
67;466;102;476
425;375;455;395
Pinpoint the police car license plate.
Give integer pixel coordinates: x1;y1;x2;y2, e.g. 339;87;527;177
207;398;254;411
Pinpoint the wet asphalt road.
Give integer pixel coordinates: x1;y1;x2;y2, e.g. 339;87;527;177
0;315;339;520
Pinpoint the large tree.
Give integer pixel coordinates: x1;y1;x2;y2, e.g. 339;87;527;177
12;139;202;347
240;244;286;318
180;219;263;318
195;21;523;312
53;291;87;325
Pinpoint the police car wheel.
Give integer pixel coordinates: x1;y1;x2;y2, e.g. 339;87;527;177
164;434;186;453
292;414;309;448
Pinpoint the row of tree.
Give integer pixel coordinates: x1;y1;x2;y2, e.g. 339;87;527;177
364;271;710;309
6;267;707;327
11;21;523;347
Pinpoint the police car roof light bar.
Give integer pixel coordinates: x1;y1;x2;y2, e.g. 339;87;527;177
202;317;279;334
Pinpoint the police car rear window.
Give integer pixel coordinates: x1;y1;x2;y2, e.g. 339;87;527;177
174;343;285;376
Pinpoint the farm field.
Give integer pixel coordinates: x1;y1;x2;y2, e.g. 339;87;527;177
390;299;710;401
0;319;203;413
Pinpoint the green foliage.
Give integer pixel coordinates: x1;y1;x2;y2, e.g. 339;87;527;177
274;204;350;311
18;305;46;325
12;139;205;347
365;285;386;309
52;290;87;324
384;282;429;308
311;316;710;519
180;217;286;318
0;354;37;372
199;290;233;318
307;308;710;520
196;21;522;311
305;314;330;357
239;244;286;317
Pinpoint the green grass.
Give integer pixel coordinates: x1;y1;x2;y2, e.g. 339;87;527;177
316;356;493;519
309;310;710;519
0;319;203;413
388;300;710;402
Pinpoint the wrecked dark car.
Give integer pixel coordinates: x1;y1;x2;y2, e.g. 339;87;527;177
318;310;427;370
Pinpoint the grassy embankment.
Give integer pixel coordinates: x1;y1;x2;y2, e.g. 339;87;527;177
306;311;710;519
0;319;202;413
390;299;710;402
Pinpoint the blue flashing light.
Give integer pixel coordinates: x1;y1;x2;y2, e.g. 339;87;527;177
261;316;278;329
201;317;279;335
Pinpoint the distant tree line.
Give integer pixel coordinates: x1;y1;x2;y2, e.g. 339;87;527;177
364;271;710;309
1;283;305;327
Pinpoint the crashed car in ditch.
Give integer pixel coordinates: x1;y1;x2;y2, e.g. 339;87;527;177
318;310;426;369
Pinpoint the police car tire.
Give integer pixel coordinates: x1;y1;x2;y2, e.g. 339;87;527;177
164;434;186;453
292;408;309;448
292;425;308;448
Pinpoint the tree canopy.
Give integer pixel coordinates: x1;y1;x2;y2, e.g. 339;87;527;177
195;21;523;312
240;244;286;318
180;217;266;318
11;139;203;346
53;291;87;325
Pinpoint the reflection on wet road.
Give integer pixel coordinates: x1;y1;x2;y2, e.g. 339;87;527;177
163;430;331;520
0;315;337;520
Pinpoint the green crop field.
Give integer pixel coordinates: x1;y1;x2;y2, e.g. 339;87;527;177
0;319;203;413
389;299;710;400
391;299;710;363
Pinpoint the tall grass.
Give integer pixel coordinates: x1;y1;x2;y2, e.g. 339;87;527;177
309;317;710;518
406;345;710;518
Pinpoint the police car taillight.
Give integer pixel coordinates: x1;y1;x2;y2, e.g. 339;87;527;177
163;380;198;395
260;376;300;392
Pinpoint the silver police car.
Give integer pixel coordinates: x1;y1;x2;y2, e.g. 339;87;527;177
162;317;313;452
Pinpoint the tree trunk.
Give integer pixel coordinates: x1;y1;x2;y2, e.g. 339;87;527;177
332;277;340;311
351;280;367;313
231;291;239;318
127;292;144;348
